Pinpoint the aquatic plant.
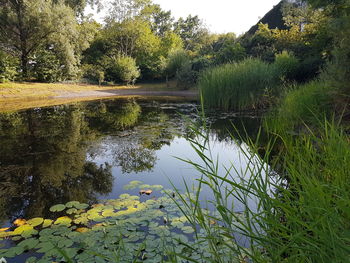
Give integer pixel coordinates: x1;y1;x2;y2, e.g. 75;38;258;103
198;58;277;110
0;182;243;263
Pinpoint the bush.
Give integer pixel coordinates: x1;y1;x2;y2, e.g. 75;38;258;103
199;58;278;110
32;49;63;82
273;51;299;81
104;56;140;85
0;51;18;82
268;80;331;133
165;49;190;78
175;62;197;90
81;64;105;84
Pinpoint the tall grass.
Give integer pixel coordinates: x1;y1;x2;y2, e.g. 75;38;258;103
268;80;331;133
198;58;277;111
172;118;350;262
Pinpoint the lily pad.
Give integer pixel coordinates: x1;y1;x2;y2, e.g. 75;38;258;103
42;219;53;228
49;204;66;212
54;216;72;226
27;217;44;227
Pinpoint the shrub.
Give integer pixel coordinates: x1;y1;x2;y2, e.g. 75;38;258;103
81;64;105;84
0;51;18;82
199;58;278;110
273;51;299;81
104;55;140;85
165;49;190;78
268;80;331;133
32;49;63;82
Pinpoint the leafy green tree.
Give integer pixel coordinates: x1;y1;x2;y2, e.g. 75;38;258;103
174;15;209;51
0;0;97;80
106;0;151;23
140;4;174;37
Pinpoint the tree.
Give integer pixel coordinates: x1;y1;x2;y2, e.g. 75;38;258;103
140;4;174;37
0;0;97;79
174;15;209;51
105;0;151;23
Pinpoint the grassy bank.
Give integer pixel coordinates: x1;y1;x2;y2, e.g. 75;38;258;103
0;81;197;112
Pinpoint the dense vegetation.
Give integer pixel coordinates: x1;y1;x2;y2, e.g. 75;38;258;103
1;0;350;262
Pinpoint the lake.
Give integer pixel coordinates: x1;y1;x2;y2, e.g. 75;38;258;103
0;98;262;262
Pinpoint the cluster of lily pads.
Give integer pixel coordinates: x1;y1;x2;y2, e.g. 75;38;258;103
0;182;236;263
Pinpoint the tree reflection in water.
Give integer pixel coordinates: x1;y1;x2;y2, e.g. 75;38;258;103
0;99;261;224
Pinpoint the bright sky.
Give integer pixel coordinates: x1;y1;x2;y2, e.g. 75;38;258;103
152;0;281;35
86;0;281;35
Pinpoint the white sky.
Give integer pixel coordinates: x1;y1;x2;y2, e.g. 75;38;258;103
86;0;281;35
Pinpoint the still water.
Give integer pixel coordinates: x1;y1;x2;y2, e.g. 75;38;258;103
0;98;261;227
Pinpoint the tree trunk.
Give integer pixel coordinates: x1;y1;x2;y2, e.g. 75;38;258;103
21;53;28;79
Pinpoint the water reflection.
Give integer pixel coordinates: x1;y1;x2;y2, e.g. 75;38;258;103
0;99;261;224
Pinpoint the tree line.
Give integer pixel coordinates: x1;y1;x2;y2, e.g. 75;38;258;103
1;0;347;91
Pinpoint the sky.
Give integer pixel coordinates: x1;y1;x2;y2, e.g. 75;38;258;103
86;0;281;36
152;0;281;35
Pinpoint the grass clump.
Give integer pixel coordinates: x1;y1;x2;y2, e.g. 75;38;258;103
268;80;331;133
198;58;277;111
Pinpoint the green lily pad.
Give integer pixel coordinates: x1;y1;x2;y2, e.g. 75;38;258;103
27;217;44;227
65;201;81;208
66;208;78;214
54;216;72;226
181;226;195;234
42;219;53;228
18;238;40;250
49;204;66;212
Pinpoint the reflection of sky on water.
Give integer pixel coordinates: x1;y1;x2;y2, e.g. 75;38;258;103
89;133;264;215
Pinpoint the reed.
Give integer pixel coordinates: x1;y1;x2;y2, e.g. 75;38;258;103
198;58;278;111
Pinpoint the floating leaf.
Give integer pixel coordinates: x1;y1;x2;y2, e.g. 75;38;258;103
13;225;33;235
49;204;66;212
0;231;13;238
54;216;72;226
66;208;78;215
18;238;40;250
42;219;53;228
13;219;27;226
150;185;164;191
36;242;55;253
75;203;89;210
119;193;130;199
181;226;195;234
123;180;143;190
27;218;44;227
139;184;151;189
76;227;89;233
65;201;80;208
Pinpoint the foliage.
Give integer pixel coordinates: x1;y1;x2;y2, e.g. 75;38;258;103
164;49;190;78
268;80;331;133
32;49;63;83
199;58;278;110
0;0;96;80
80;64;105;84
104;55;140;84
0;50;17;82
272;51;299;81
174;15;209;52
0;184;241;262
174;119;350;263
